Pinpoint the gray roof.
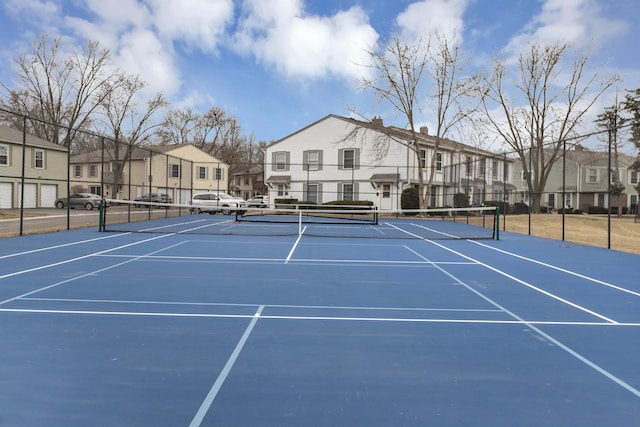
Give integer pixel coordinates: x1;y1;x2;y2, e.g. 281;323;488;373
0;125;67;152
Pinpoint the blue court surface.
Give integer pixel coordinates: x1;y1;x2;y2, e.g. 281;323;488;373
1;215;640;426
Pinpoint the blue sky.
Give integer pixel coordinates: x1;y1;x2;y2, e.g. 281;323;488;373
0;0;638;146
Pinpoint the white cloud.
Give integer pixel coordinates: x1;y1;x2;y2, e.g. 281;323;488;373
117;28;181;95
3;0;60;23
234;0;379;81
396;0;469;44
504;0;629;60
146;0;234;52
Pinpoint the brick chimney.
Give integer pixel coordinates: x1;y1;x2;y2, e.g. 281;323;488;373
371;116;383;127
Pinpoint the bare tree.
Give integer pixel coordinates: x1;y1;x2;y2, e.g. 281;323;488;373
156;106;257;174
356;34;476;208
97;75;167;197
357;37;429;207
480;42;618;213
1;34;125;147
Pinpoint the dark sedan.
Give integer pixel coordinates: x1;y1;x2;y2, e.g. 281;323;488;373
134;193;173;208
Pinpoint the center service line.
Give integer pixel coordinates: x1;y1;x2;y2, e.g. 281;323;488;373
189;305;265;427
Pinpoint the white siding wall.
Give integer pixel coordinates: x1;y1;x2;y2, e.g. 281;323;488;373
265;116;408;209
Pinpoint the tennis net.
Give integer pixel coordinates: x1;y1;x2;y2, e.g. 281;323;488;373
99;200;498;240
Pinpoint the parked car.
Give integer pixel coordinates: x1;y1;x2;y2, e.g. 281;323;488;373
55;193;108;210
190;192;247;215
247;195;269;208
134;193;172;208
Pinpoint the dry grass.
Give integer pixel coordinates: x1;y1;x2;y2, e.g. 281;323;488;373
499;214;640;255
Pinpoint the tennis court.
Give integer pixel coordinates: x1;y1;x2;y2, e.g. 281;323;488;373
1;208;639;426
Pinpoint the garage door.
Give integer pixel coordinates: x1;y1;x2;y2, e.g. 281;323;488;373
18;183;37;208
40;184;58;208
0;182;12;208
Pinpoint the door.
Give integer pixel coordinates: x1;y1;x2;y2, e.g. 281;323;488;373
0;182;12;208
380;183;393;210
18;183;37;208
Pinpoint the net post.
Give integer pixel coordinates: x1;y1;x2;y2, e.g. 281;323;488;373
495;206;500;240
98;199;105;232
298;209;302;236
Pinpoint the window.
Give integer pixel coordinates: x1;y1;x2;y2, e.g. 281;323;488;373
197;166;207;180
479;158;486;175
342;183;354;201
419;149;427;169
303;150;322;171
215;168;223;181
631;170;638;185
170;163;181;178
465;156;472;176
436;152;442;171
344;150;354;169
589;168;597;183
339;148;359;170
430;186;437;207
0;144;8;166
89;165;97;177
382;184;391;198
90;186;101;195
74;165;82;178
273;151;289;171
597;193;605;208
548;193;555;209
492;160;498;179
277;184;288;197
503;163;509;181
611;170;619;183
34;149;44;169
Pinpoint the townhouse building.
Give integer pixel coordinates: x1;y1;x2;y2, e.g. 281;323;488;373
264;114;514;210
511;145;638;213
0;125;68;208
70;144;229;204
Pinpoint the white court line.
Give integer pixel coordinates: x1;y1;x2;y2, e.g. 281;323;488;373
399;243;640;399
0;233;128;260
285;227;305;264
21;296;504;313
388;223;617;324
95;253;474;265
392;226;640;398
0;238;188;305
0;306;639;327
470;240;640;298
188;305;264;427
0;233;176;280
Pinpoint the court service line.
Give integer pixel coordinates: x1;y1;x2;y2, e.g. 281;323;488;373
401;244;640;399
95;253;473;266
470;240;640;298
21;296;504;313
388;223;616;324
0;233;128;260
2;306;640;327
188;305;264;427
